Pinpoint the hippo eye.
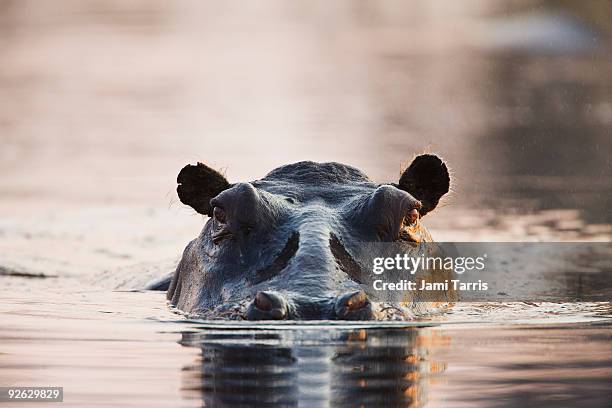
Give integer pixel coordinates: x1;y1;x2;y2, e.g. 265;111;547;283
405;208;419;227
398;208;422;242
213;206;226;223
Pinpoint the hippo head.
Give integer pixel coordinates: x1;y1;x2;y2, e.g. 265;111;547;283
167;155;450;320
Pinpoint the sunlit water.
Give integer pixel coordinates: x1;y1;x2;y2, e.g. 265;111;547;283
1;1;612;407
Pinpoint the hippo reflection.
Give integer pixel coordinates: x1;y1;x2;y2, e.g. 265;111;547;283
179;328;445;407
167;155;450;320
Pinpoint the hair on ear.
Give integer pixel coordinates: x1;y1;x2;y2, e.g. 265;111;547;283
398;154;450;216
177;162;230;215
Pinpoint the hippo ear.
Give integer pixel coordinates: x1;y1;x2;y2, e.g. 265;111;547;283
177;163;230;216
398;154;450;216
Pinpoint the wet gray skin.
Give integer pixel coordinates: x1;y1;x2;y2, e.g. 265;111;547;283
167;154;450;320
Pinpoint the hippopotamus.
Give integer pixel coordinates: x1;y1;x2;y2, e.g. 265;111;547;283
167;154;451;320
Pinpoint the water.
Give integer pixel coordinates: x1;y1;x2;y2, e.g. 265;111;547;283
1;284;611;407
1;1;612;406
178;323;612;407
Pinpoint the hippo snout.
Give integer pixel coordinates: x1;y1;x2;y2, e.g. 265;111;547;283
334;290;374;320
247;291;289;320
245;290;374;321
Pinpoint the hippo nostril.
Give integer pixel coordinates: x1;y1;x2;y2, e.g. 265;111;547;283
247;291;288;320
345;290;367;311
254;291;273;312
335;290;373;320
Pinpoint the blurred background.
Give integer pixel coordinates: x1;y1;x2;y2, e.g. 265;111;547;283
1;0;611;276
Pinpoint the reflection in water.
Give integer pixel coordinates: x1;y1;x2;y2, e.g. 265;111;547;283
179;327;445;407
177;322;612;407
